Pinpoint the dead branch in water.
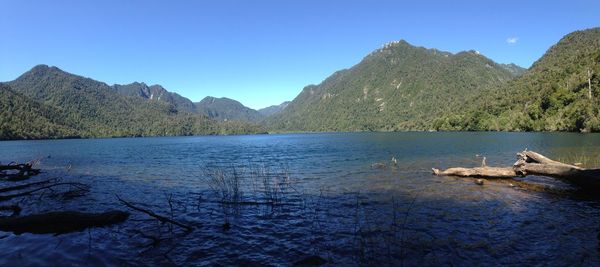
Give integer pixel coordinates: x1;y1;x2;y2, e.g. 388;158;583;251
0;178;58;193
116;195;193;233
0;162;41;181
432;150;600;189
0;182;89;202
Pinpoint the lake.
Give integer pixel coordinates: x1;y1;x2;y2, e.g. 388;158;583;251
1;132;600;266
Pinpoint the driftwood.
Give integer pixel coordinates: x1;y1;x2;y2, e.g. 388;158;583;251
432;150;600;189
0;210;129;234
432;166;516;178
0;162;40;181
116;195;193;232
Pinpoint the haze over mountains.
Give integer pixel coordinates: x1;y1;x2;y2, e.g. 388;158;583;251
1;27;599;140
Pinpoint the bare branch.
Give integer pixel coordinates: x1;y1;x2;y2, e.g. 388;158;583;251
116;195;193;233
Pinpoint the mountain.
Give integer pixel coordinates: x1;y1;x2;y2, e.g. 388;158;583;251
113;82;196;113
266;40;520;132
3;65;263;139
443;27;600;132
0;83;77;140
195;96;264;123
114;82;267;123
499;63;526;76
258;101;290;116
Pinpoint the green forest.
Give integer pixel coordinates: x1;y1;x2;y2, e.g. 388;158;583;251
434;28;600;132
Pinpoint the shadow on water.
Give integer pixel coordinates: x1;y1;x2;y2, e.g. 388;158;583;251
0;168;599;266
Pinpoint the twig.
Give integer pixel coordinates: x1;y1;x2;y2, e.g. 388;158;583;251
0;182;89;202
116;195;193;233
0;178;59;193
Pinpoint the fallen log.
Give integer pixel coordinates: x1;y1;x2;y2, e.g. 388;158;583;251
432;150;600;190
0;210;129;234
514;151;600;189
431;166;516;178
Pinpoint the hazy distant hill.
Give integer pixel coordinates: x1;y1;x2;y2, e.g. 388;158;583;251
114;82;269;123
3;65;263;139
113;82;196;113
258;101;290;116
195;96;265;123
267;40;520;131
442;27;600;132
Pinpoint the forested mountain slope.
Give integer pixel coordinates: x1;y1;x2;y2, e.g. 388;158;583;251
436;27;600;132
0;83;77;140
267;40;520;131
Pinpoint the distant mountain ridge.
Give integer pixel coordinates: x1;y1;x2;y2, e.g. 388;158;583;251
112;82;272;123
113;82;196;113
195;96;265;123
258;101;290;116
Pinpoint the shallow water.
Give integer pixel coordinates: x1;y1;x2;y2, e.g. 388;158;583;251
1;132;600;266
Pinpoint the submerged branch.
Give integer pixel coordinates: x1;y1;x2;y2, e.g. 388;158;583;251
0;182;89;202
116;195;193;233
0;178;59;193
0;162;41;181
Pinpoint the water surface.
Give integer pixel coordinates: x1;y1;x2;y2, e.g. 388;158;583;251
1;132;600;265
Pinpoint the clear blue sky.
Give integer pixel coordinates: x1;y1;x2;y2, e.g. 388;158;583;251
1;0;599;109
